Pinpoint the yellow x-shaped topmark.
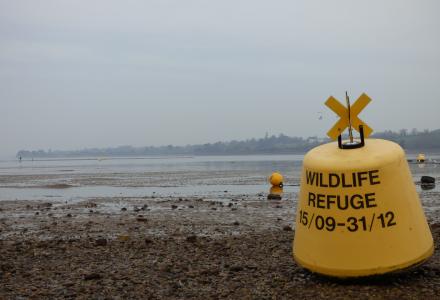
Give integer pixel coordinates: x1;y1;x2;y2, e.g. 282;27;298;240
325;93;373;140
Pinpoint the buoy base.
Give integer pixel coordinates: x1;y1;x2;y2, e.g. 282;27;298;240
267;194;282;200
294;244;434;278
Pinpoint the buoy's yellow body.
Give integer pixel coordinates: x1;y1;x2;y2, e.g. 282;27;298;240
269;172;284;187
417;153;426;163
293;139;433;277
268;186;283;200
269;186;283;196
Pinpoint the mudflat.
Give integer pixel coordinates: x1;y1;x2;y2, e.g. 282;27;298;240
1;156;439;298
1;194;440;299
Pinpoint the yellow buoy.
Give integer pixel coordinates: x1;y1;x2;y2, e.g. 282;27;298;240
268;186;283;200
269;172;284;187
293;93;433;277
417;153;426;163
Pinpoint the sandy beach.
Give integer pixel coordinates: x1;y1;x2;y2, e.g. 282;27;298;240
1;157;439;299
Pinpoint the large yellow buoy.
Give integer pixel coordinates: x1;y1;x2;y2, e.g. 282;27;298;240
293;93;433;277
269;172;284;187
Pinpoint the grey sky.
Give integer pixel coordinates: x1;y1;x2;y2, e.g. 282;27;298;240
1;0;439;157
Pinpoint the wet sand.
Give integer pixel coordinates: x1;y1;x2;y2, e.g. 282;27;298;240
1;194;440;299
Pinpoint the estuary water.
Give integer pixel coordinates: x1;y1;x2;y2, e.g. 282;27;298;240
0;154;438;202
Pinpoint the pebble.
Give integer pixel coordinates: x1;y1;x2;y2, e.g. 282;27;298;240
229;265;244;272
136;216;148;222
118;235;130;242
282;225;292;231
83;273;102;281
63;281;75;287
95;238;107;246
186;235;197;243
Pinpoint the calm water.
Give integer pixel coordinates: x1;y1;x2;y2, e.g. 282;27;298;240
0;154;438;201
0;155;303;201
0;155;304;175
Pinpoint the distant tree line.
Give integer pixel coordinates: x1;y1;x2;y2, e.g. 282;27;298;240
16;129;440;158
371;128;440;151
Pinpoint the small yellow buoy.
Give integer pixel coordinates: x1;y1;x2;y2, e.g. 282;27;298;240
417;153;425;163
293;93;433;277
268;186;283;200
269;172;284;187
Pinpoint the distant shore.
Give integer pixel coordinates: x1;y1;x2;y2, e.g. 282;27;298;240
10;150;440;161
15;129;440;159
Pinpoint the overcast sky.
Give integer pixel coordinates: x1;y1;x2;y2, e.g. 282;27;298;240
1;0;439;157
